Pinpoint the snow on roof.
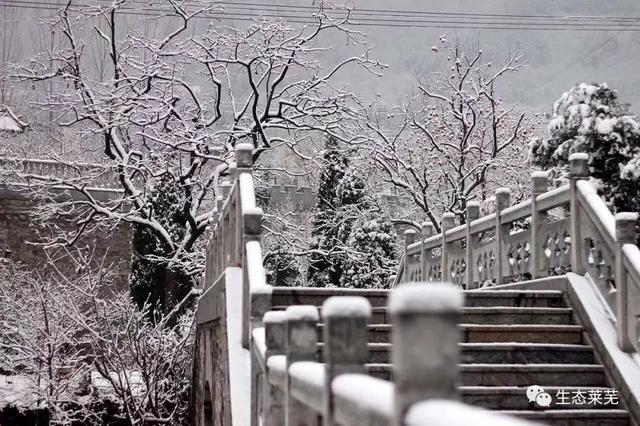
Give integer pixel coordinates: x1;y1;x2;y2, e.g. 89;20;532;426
389;282;463;314
322;296;371;318
0;105;29;132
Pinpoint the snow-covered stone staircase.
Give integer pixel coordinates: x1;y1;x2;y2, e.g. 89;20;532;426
270;284;630;425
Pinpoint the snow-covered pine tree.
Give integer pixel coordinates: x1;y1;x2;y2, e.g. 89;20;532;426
530;83;640;220
307;137;350;286
339;215;399;289
129;174;192;318
308;138;398;288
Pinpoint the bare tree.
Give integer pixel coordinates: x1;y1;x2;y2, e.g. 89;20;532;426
0;250;194;424
10;1;382;285
363;38;539;231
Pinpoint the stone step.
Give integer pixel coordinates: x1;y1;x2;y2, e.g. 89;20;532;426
354;343;596;364
505;409;629;426
274;306;575;325
464;290;566;308
366;364;606;387
462;386;622;411
322;324;584;344
271;287;390;307
271;287;566;308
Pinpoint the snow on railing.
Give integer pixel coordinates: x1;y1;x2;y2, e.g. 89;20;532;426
0;157;119;188
202;143;270;349
251;283;541;426
395;152;640;354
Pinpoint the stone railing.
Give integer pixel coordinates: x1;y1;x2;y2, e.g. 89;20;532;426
0;157;119;189
395;153;640;353
196;143;542;426
251;283;538;426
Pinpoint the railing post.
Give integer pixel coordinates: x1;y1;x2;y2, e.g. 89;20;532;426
441;213;456;282
569;153;589;275
263;311;287;425
285;306;320;426
403;229;417;282
615;213;638;353
421;222;434;281
321;297;371;426
389;282;463;426
243;207;264;349
465;202;480;289
495;188;511;285
530;171;549;278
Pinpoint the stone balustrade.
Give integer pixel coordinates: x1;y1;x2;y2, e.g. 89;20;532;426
396;153;640;353
251;283;540;426
0;157;119;188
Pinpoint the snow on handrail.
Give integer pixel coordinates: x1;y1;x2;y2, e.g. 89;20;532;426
406;400;542;426
253;284;539;425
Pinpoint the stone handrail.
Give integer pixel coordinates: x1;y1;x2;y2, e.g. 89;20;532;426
251;283;541;426
201;143;270;349
394;153;640;354
0;157;119;188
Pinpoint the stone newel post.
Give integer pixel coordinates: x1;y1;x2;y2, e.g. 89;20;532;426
615;212;639;352
465;202;480;289
440;213;456;282
284;306;320;426
390;282;463;426
530;171;549;278
421;222;434;280
263;311;287;425
495;188;511;285
569;153;589;275
321;296;371;425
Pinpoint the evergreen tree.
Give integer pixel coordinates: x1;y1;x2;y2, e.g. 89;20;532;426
339;215;399;288
308;138;398;288
531;83;640;218
307;137;350;286
129;174;192;319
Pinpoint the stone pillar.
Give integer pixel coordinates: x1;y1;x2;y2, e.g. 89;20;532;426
615;213;638;352
389;282;463;426
494;188;511;285
285;306;320;426
421;222;434;280
465;202;480;289
403;229;417;283
263;311;287;425
530;171;549;278
569;153;589;275
321;297;371;426
243;207;264;348
440;213;456;282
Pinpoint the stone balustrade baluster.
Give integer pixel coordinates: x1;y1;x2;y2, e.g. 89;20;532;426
465;202;480;289
421;222;434;280
569;153;589;275
390;282;463;426
530;171;549;278
403;229;417;282
321;296;371;426
615;212;639;352
441;213;456;283
263;311;288;425
495;188;511;285
284;306;320;426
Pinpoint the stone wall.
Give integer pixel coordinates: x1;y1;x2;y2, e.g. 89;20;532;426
0;186;132;289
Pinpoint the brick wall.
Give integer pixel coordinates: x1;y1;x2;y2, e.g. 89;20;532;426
0;187;132;289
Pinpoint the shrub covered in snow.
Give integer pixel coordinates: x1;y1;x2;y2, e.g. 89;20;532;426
531;83;640;220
